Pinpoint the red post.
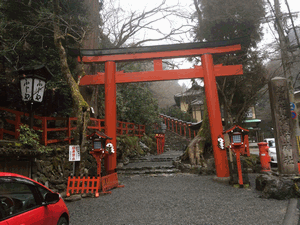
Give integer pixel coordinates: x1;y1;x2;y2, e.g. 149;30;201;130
15;113;21;139
41;117;47;145
98;118;101;131
90;150;104;178
104;61;117;174
92;153;102;177
155;134;165;155
68;117;72;144
232;143;243;186
0;128;3;140
179;121;182;136
201;54;229;178
156;134;160;154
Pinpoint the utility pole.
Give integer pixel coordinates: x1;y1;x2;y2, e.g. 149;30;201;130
273;0;300;151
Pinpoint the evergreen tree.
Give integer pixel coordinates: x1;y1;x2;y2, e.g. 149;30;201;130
193;0;267;127
183;0;267;164
0;0;89;116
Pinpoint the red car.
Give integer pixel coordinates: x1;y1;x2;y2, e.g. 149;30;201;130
0;172;69;225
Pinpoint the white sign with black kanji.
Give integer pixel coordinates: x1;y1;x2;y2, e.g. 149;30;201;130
69;145;80;161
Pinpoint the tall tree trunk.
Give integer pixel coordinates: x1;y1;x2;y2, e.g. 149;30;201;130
182;97;211;165
53;0;90;176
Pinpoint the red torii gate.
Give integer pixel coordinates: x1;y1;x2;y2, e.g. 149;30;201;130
75;39;244;178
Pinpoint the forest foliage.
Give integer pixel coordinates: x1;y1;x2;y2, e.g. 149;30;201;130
0;0;162;133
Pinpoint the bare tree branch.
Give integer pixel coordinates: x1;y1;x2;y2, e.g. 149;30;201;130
100;0;192;48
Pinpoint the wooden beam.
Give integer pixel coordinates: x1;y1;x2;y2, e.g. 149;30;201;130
79;64;243;86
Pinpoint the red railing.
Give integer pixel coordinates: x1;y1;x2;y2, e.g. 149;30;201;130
159;114;197;140
35;116;77;145
116;121;145;138
0;107;145;146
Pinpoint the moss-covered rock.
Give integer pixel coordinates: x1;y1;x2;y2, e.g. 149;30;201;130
243;154;260;173
116;135;156;162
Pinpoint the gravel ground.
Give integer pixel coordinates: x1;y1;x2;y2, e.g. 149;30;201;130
66;173;288;225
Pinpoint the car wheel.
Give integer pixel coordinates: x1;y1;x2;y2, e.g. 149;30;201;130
57;216;68;225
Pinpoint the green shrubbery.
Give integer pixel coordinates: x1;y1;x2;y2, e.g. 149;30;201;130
116;134;157;162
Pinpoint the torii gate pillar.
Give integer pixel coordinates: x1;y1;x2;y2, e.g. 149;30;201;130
104;61;117;174
202;54;229;177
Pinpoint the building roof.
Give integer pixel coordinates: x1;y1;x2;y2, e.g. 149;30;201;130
174;89;203;98
174;84;204;99
191;98;203;106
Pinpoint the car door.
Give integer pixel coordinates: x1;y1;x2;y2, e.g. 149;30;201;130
6;206;52;225
0;177;53;225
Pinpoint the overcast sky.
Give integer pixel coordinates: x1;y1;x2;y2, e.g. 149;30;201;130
107;0;300;87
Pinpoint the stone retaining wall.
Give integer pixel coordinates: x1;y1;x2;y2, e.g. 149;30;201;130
32;145;98;193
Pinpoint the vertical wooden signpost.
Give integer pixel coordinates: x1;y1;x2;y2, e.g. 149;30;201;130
76;39;245;179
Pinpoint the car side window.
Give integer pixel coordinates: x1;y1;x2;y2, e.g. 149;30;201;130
0;180;39;221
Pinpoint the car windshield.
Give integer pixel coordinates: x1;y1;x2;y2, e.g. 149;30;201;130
268;140;275;147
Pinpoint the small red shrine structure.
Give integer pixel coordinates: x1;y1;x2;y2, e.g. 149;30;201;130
223;125;250;156
223;125;249;187
72;38;246;178
88;131;124;194
88;131;113;177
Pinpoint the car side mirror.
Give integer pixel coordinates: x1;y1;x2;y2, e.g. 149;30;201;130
44;193;60;204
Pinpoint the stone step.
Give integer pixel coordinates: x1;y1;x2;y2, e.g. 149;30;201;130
118;164;176;171
117;149;183;175
117;168;181;175
117;160;181;175
130;157;175;163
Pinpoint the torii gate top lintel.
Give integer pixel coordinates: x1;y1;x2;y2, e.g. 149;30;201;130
73;37;247;63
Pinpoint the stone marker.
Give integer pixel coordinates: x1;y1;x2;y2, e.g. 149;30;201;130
269;77;299;174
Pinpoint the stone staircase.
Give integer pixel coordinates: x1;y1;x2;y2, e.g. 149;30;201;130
164;130;190;152
117;150;182;175
117;130;190;175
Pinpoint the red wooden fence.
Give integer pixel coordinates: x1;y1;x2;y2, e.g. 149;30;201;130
0;107;145;145
66;176;100;197
66;172;124;197
159;114;197;140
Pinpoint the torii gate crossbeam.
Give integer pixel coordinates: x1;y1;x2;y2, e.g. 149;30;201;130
76;38;245;178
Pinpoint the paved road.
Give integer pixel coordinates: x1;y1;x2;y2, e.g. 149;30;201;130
249;142;259;156
66;173;289;225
